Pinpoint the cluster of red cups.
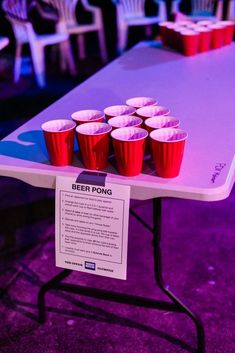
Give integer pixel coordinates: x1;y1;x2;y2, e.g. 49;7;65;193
41;97;188;178
159;20;234;56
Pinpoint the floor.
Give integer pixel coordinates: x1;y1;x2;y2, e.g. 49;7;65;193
0;31;235;353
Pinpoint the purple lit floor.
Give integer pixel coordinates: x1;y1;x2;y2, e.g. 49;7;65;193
0;51;235;353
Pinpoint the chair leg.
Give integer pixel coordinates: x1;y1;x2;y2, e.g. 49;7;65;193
14;43;22;82
97;28;108;63
59;42;67;72
77;34;86;60
30;43;46;88
60;39;77;76
117;24;128;54
145;25;152;38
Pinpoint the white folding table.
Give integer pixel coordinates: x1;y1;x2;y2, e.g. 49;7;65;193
0;42;234;353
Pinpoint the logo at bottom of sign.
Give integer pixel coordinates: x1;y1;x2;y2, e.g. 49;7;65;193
85;261;96;271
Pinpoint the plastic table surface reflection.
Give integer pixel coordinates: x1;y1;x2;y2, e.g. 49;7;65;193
0;42;234;201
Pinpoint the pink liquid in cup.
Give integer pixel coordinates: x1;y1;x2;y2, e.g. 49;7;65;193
41;119;76;166
136;105;170;120
111;127;148;176
71;109;104;125
108;115;143;129
104;105;136;121
126;96;158;109
76;122;112;170
150;128;188;178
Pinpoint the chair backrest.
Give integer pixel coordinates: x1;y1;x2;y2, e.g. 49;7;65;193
8;16;37;44
227;0;235;19
2;0;36;44
44;0;77;25
191;0;218;16
2;0;28;21
116;0;146;18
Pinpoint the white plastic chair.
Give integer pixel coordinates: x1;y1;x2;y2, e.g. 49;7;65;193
172;0;224;21
112;0;167;53
2;0;74;87
44;0;107;63
227;0;235;20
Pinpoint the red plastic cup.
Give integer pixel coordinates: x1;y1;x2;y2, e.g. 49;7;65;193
126;96;158;109
108;115;143;129
159;21;173;46
180;30;199;56
208;24;224;49
144;116;180;154
41;119;76;166
136;105;170;121
71;109;104;125
150;128;188;178
166;23;181;48
196;27;212;52
173;27;185;52
217;21;234;45
104;105;136;121
76;122;112;170
111;127;148;176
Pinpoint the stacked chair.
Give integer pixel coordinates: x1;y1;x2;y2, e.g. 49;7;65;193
2;0;75;87
227;0;235;20
112;0;167;53
44;0;107;63
172;0;224;21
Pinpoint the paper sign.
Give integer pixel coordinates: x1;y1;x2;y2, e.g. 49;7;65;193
55;176;130;280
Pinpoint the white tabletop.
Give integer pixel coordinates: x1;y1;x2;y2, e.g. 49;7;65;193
0;42;234;201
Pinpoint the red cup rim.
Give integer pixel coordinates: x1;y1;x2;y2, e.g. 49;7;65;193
150;128;188;143
41;119;76;133
136;105;170;118
76;122;112;136
126;96;157;108
180;30;199;36
111;127;148;142
208;24;225;29
145;116;180;129
71;109;104;122
216;21;234;26
194;27;212;32
175;20;193;26
159;21;174;27
104;105;136;116
108;115;143;128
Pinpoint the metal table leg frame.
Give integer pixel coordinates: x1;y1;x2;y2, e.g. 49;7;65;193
152;198;205;353
38;269;72;323
37;198;205;353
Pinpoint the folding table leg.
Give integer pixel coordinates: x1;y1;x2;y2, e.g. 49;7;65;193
152;198;205;353
38;269;72;323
